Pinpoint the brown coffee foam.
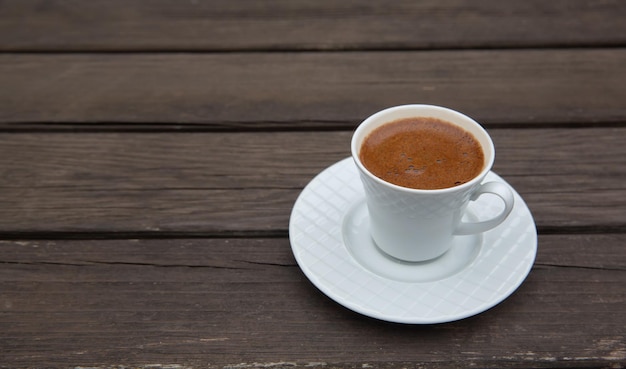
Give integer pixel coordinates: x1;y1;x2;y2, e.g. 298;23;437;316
359;117;484;190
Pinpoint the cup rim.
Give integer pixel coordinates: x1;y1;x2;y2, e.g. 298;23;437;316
351;104;495;194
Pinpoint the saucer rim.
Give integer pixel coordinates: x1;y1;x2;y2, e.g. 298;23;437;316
289;157;537;324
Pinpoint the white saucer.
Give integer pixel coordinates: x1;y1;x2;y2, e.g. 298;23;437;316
289;157;537;324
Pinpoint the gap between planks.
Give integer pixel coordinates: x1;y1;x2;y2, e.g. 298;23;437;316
0;120;625;133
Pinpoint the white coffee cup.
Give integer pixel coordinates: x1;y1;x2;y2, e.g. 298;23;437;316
351;104;514;262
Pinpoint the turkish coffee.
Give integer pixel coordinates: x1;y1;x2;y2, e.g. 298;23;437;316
359;117;485;190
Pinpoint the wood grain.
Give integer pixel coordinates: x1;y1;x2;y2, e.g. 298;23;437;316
2;1;624;368
0;235;623;367
1;0;625;51
1;49;626;129
0;128;624;235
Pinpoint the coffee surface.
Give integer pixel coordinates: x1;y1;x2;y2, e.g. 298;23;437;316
359;117;484;190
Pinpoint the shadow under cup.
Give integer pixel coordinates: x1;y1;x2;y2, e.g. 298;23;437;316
351;104;506;262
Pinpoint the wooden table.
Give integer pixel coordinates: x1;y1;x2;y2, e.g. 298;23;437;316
1;1;625;368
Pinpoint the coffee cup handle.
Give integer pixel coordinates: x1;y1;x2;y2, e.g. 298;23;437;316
454;181;515;235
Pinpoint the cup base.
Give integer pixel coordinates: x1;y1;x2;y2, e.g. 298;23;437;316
343;199;482;283
373;241;449;264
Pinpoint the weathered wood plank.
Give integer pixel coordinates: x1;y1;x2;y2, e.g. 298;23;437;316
1;49;625;128
0;0;624;52
0;235;624;367
0;128;624;234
